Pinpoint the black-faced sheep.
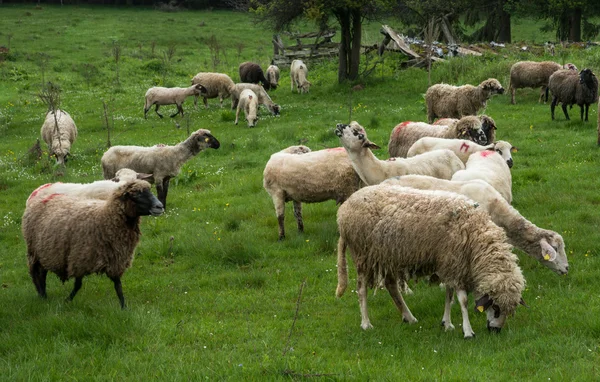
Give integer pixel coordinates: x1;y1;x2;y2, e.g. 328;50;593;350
22;179;164;309
263;145;361;240
143;84;207;118
549;68;599;121
191;72;235;108
40;109;78;166
239;62;272;90
234;89;258;127
336;184;526;337
388;115;489;158
433;115;497;145
290;59;311;94
425;78;505;123
101;129;220;208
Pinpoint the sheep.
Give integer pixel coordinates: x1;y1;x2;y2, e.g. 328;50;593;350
336;184;526;337
191;72;235;108
266;64;280;90
22;179;164;309
234;89;258;127
549;68;599;121
230;83;280;116
387;115;489;158
407;137;516;168
263;145;361;240
290;59;311;94
101;129;220;208
239;62;272;90
508;61;563;104
40;109;78;166
25;168;153;207
381;175;569;276
425;78;505;123
433;115;497;145
335;121;464;186
451;149;513;203
143;84;207;118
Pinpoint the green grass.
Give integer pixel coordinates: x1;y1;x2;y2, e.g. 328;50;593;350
1;5;600;380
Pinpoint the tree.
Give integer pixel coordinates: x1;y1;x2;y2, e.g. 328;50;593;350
251;0;395;83
464;0;515;43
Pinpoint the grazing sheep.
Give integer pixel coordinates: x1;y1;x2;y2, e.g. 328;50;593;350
508;61;563;104
40;109;78;166
290;59;311;94
263;146;361;240
336;184;526;337
22;179;164;309
407;137;516;168
143;84;207;118
335;121;464;185
191;72;235;108
234;89;259;127
26;168;152;207
549;68;599;121
451;150;513;203
425;78;505;123
381;175;569;275
266;64;280;90
239;62;272;90
101;129;220;208
388;115;489;158
230;83;280;116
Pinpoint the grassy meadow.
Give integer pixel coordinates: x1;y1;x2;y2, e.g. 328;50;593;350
1;5;600;380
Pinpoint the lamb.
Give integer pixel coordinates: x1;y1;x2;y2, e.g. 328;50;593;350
425;78;505;123
290;59;311;94
387;115;489;158
143;84;207;118
191;72;235;108
234;88;259;127
451;150;513;203
381;175;569;276
336;184;526;337
22;179;164;309
263;145;361;240
230;83;280;116
549;68;599;121
407;137;516;168
239;62;272;90
266;64;280;90
335;121;464;186
40;109;78;166
101;129;220;208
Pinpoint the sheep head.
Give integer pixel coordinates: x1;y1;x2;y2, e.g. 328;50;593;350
539;235;569;275
479;115;497;144
480;78;505;95
455;116;488;145
117;180;164;218
335;121;380;152
187;129;221;154
474;293;527;333
579;68;596;87
193;83;208;97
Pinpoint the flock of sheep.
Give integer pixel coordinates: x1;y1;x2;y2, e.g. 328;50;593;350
24;57;595;337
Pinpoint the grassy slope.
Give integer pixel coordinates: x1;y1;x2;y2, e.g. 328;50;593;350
1;5;600;380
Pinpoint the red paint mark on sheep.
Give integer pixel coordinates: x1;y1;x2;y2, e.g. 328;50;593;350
480;150;495;158
27;183;54;203
459;142;470;153
41;193;63;204
392;121;413;138
325;147;345;152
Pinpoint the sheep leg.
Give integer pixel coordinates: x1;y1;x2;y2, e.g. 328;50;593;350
550;97;558;120
561;103;570;120
441;287;455;331
336;236;348;298
292;200;303;233
511;87;517;104
156;177;170;209
271;193;286;240
110;276;126;309
67;277;83;302
357;271;373;330
385;275;417;324
581;104;589;121
29;260;48;298
203;97;208;109
234;106;240;125
154;105;164;118
170;104;183;118
457;289;475;339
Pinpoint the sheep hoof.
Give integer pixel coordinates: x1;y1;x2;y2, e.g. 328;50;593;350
361;322;374;330
463;330;476;339
442;321;455;331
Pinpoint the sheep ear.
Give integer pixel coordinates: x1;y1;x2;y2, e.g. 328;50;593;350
474;294;493;313
540;238;557;262
519;298;529;308
136;173;153;181
363;140;381;150
111;177;120;183
510;146;518;153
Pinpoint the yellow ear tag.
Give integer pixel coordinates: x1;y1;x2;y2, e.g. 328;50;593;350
543;254;550;261
205;138;210;142
477;306;484;313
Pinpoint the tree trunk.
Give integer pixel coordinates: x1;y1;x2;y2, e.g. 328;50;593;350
497;6;511;43
569;7;582;42
337;10;350;83
348;8;362;81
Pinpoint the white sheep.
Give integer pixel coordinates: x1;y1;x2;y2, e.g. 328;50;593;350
407;137;516;168
425;78;505;123
335;121;464;185
388;115;489;158
290;59;311;94
263;146;361;240
234;88;259;127
336;184;526;337
22;179;164;308
451;150;513;203
40;109;78;166
191;72;235;108
101;129;220;208
266;64;280;90
143;84;207;118
230;83;280;116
